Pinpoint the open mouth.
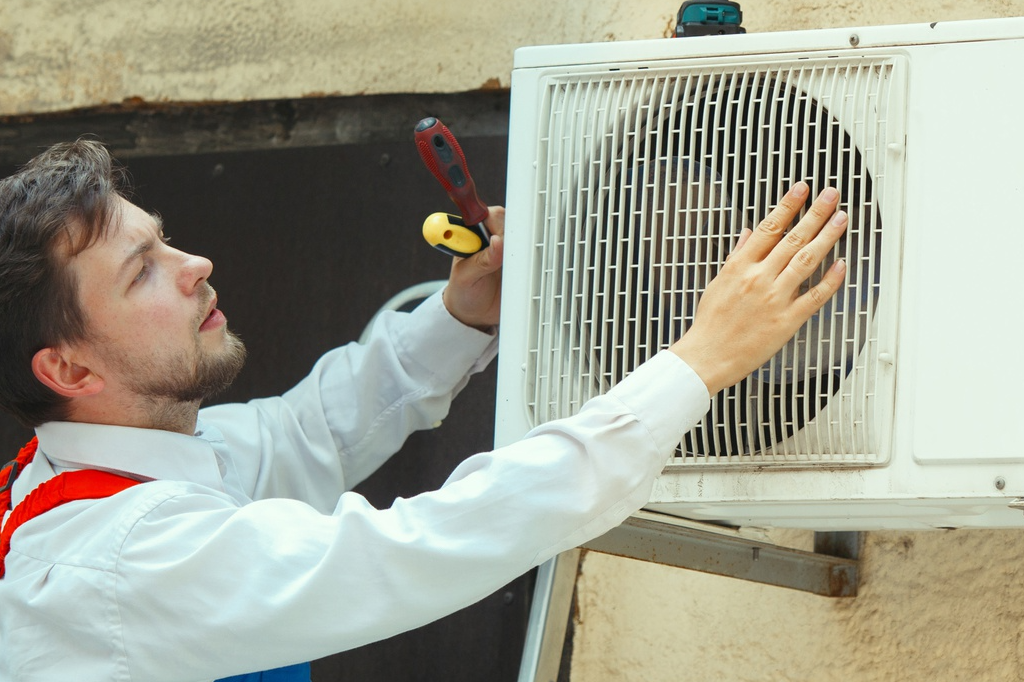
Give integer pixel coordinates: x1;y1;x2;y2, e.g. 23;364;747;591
199;296;226;332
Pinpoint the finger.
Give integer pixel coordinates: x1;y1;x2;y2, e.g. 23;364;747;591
764;187;841;272
483;205;505;238
725;227;753;262
452;234;504;281
733;182;810;262
791;258;847;319
778;209;848;289
449;206;503;269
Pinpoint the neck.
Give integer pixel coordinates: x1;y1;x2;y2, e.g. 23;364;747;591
68;396;201;435
137;397;202;435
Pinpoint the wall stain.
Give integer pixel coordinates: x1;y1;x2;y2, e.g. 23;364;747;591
0;31;13;61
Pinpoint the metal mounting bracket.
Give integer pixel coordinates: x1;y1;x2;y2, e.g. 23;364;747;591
518;511;861;682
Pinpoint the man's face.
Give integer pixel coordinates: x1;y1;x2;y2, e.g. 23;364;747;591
68;196;246;408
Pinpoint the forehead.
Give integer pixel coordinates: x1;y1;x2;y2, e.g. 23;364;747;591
67;197;160;282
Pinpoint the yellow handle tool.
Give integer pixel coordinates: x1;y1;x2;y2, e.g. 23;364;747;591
422;212;485;258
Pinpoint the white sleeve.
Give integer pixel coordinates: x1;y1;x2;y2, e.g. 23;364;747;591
199;290;497;508
114;351;709;680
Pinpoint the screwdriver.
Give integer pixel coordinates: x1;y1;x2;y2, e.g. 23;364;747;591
415;117;490;257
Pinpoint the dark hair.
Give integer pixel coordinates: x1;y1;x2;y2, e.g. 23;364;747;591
0;139;128;427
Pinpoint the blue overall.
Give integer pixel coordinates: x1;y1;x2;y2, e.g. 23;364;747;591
216;661;311;681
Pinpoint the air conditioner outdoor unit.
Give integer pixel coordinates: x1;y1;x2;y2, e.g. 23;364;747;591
494;17;1024;530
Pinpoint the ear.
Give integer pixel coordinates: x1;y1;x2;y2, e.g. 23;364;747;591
31;347;105;398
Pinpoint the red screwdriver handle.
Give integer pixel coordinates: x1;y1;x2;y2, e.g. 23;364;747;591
415;117;490;228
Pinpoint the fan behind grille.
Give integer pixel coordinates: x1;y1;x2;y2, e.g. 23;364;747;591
526;57;898;467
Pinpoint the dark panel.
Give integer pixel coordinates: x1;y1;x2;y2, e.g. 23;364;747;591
0;92;511;164
0;127;534;681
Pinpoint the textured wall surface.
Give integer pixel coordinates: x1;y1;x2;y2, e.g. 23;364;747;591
3;0;1021;116
0;0;674;115
573;529;1024;681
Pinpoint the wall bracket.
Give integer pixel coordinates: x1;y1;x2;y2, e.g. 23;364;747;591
518;511;861;682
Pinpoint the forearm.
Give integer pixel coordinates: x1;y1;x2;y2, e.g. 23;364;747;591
116;352;709;678
200;291;497;504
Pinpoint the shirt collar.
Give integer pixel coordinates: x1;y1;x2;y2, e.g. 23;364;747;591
35;421;226;493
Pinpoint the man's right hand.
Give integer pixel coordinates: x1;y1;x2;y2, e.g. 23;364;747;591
442;206;505;332
670;182;849;396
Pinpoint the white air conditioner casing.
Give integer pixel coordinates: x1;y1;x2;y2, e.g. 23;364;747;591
494;17;1024;530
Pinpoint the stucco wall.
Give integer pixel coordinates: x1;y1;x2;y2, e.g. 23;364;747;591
3;1;1024;681
2;0;691;115
574;529;1024;681
2;0;1021;116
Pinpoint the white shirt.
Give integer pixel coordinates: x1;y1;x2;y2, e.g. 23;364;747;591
0;292;710;682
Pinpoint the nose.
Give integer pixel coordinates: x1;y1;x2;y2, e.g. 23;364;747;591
177;251;214;295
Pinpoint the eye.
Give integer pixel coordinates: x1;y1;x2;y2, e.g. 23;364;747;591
132;262;149;284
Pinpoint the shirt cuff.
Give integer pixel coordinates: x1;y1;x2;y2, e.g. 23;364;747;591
607;350;711;455
390;290;498;384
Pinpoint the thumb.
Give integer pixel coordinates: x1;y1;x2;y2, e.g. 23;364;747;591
463;234;503;275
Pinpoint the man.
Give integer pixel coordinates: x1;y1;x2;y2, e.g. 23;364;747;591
0;140;847;681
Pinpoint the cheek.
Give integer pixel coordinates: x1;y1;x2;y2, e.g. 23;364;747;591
102;296;197;349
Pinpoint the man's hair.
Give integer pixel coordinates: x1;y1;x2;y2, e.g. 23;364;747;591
0;139;127;427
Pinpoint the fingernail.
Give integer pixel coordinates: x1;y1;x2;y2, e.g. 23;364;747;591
822;187;839;201
790;181;809;197
831;210;848;225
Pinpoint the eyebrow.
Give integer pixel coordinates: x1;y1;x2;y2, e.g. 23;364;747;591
116;239;154;282
116;213;165;281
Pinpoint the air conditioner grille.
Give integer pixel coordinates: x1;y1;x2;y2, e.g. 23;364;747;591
525;56;901;467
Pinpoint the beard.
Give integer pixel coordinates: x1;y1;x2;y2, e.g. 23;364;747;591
94;284;248;406
122;329;248;404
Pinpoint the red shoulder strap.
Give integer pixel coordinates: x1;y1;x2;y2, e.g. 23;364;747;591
0;439;141;578
0;437;40;514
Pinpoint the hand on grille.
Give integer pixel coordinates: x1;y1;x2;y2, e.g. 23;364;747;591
670;182;849;396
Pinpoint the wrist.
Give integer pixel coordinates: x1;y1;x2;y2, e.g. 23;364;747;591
669;334;732;397
441;287;498;334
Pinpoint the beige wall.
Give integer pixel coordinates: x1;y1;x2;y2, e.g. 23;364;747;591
2;0;696;116
1;0;1020;116
4;1;1024;680
574;529;1024;681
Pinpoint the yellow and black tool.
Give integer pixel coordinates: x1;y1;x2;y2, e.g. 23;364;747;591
415;117;490;257
421;212;487;258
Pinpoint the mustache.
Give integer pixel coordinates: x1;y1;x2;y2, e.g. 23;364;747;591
196;283;216;325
